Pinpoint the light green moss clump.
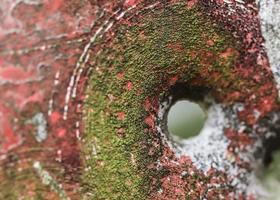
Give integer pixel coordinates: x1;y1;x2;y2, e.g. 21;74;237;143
82;2;237;199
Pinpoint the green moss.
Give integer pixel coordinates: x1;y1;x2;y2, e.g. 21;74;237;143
82;2;238;199
0;167;56;200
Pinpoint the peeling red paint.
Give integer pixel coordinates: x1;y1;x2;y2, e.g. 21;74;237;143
0;66;37;83
46;0;63;12
124;0;142;8
117;72;125;79
144;115;155;129
57;128;67;138
220;48;235;59
206;39;215;46
144;98;152;111
49;111;61;124
0;106;21;153
225;128;253;147
126;81;133;91
117;112;126;121
187;0;198;9
169;76;178;86
0;0;99;198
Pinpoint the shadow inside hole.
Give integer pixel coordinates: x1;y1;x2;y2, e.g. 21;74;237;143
263;133;280;168
166;83;210;103
261;131;280;181
259;131;280;199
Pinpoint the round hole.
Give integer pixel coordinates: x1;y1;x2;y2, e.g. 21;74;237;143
167;100;207;141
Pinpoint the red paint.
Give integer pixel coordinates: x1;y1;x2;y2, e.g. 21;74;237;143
46;0;63;12
126;81;133;91
57;128;67;138
225;128;253;147
144;98;152;111
219;48;234;59
207;39;215;46
124;0;142;7
117;72;124;79
144;115;154;128
0;0;99;196
0;0;278;199
167;43;184;52
117;112;126;121
169;76;178;86
50;111;61;124
187;0;198;9
19;91;44;109
0;106;21;153
0;66;37;83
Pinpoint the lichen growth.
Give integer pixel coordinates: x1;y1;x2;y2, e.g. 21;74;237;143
27;113;48;143
82;2;238;199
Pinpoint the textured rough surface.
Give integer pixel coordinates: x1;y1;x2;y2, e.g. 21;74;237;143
83;5;242;198
0;0;280;199
258;0;280;97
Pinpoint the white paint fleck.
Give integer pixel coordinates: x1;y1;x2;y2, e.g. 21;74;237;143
75;121;81;140
48;70;61;116
56;149;62;162
29;112;48;143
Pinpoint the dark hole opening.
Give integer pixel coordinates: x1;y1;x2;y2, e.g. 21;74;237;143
166;83;210;103
263;132;280;167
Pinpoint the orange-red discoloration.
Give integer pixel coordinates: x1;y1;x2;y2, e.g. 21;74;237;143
126;81;133;91
144;115;155;129
117;112;126;121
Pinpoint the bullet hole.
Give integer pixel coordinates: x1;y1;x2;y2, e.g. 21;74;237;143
163;83;210;143
167;100;207;141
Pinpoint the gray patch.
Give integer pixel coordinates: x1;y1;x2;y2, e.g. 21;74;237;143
28;112;48;142
258;0;280;98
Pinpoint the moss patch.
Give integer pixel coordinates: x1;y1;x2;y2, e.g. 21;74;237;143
82;2;238;199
